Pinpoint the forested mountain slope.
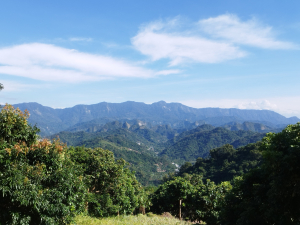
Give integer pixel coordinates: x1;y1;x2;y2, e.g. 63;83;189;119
50;127;176;186
176;142;262;184
50;121;267;184
160;126;265;163
222;121;282;133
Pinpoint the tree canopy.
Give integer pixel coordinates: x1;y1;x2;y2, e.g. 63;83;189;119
0;105;147;224
177;142;262;184
221;123;300;224
151;174;232;224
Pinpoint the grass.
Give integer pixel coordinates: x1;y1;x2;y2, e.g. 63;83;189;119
73;213;198;225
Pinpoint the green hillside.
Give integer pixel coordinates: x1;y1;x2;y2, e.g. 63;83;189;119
50;129;176;186
160;126;265;163
51;122;267;184
177;142;262;184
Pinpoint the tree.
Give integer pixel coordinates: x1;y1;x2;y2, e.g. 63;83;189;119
0;104;39;148
0;105;87;225
0;104;149;224
0;83;3;90
259;123;300;224
221;123;300;225
151;176;195;219
68;146;148;217
192;180;232;225
151;174;231;224
177;142;262;184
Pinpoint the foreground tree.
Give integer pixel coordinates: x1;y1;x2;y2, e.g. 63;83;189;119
0;105;87;225
151;176;195;218
0;104;39;148
68;146;148;217
192;179;231;224
151;174;231;224
221;123;300;225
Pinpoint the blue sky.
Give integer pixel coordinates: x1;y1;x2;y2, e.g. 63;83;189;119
1;0;300;117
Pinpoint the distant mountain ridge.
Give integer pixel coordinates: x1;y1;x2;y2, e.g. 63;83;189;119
12;101;299;136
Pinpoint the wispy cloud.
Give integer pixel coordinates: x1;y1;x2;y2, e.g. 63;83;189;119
132;19;245;65
69;37;93;42
132;14;297;66
198;14;296;49
155;69;181;75
0;80;41;92
0;43;170;82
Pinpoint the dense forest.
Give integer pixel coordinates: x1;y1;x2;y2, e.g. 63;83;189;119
1;103;300;224
49;121;268;185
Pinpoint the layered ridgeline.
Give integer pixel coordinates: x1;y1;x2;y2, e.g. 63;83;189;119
50;120;267;185
14;101;298;136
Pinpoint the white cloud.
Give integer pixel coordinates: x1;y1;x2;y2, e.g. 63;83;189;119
235;100;277;110
198;14;296;49
180;97;300;118
132;15;297;66
132;19;246;66
0;43;157;82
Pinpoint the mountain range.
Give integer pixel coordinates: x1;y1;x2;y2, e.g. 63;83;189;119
13;101;299;136
8;100;299;185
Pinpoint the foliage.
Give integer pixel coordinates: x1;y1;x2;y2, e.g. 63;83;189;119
220;123;300;224
0;104;39;148
0;105;87;225
151;176;196;217
192;179;232;225
68;146;149;217
151;174;232;224
0;105;148;224
178;142;262;184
